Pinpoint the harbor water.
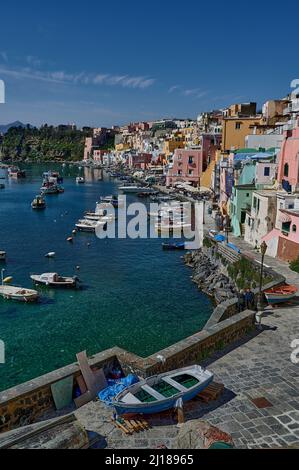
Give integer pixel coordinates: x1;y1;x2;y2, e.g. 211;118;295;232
0;164;213;391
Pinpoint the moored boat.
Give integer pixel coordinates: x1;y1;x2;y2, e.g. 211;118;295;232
76;176;85;184
264;284;298;304
0;285;39;302
119;185;156;194
162;242;185;250
75;219;106;232
30;272;78;288
111;365;213;415
0;251;6;261
31;194;46;209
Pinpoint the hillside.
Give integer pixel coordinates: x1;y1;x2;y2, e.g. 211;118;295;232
0;125;93;162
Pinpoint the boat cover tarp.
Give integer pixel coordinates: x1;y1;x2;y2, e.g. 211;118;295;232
214;234;226;242
98;374;139;405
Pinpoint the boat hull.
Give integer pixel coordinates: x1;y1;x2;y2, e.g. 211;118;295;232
264;293;297;304
112;365;213;415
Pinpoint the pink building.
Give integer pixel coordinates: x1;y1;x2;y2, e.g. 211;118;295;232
166;148;203;187
127;153;152;170
277;118;299;192
263;208;299;262
84;137;93;161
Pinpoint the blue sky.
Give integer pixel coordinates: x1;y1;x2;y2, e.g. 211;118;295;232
0;0;298;127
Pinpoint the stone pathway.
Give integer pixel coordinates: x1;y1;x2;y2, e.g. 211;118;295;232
50;300;297;449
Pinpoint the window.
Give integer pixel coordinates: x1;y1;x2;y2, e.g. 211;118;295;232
188;156;193;164
292;224;297;232
264;167;270;176
282;221;291;233
253;197;257;209
284;163;289;177
246;193;249;197
235;122;241;129
178;170;182;175
188;169;193;175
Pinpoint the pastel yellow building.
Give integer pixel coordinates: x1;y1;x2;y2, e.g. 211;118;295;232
221;116;263;152
115;142;131;152
163;137;185;156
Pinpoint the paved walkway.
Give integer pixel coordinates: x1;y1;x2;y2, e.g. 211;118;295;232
203;208;299;289
61;300;298;449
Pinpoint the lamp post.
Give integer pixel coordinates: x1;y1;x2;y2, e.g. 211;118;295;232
256;241;267;327
1;269;4;286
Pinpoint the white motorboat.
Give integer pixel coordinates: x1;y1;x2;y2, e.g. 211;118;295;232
119;185;156;194
0;285;39;302
76;177;85;184
30;272;78;288
75;219;106;232
84;213;115;222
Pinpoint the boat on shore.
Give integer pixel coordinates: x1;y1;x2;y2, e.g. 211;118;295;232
30;272;79;288
0;285;39;302
31;194;46;209
111;365;213;415
264;284;298;304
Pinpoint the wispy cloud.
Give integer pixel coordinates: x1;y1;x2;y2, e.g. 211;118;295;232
168;84;208;99
168;85;181;93
26;55;42;67
0;51;8;62
0;65;156;90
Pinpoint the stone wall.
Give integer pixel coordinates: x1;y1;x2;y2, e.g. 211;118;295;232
0;310;255;433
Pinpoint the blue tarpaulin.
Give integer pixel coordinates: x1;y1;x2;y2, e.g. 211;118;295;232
214;234;226;242
98;374;139;406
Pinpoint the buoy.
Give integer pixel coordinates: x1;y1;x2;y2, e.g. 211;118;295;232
87;242;91;247
67;237;73;243
76;265;80;270
45;252;56;258
72;230;76;235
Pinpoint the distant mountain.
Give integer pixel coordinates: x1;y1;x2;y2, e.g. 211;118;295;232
0;121;32;133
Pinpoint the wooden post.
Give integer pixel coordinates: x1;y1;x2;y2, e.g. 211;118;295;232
175;398;185;424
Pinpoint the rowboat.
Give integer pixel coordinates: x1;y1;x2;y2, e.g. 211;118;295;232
111;365;213;415
264;284;298;304
30;272;78;288
0;285;39;302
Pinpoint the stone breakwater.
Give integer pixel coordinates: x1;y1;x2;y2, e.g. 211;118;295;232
184;249;237;304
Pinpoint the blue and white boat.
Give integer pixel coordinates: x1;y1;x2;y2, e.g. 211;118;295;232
112;365;213;415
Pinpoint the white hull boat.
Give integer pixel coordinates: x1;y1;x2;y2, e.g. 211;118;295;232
111;365;213;415
76;177;85;184
119;185;156;194
0;251;6;261
0;285;39;302
75;219;106;232
31;272;78;288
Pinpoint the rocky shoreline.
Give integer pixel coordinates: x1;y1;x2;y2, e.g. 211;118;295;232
184;249;238;305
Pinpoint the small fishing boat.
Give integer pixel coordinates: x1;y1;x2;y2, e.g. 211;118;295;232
76;176;85;184
31;194;46;209
30;272;78;288
45;252;56;258
0;285;39;302
99;195;119;207
0;251;6;261
264;284;298;304
111;365;213;415
162;242;185;250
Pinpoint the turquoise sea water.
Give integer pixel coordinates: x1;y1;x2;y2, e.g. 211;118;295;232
0;164;213;391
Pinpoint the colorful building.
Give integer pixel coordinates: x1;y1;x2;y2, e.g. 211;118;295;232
277;118;299;192
166;148;203;187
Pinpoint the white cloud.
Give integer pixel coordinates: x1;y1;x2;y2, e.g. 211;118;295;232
0;51;8;62
0;65;156;90
168;85;181;93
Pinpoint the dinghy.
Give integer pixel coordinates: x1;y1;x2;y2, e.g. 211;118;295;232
264;284;298;304
111;365;213;415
